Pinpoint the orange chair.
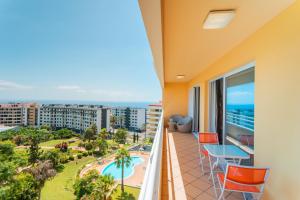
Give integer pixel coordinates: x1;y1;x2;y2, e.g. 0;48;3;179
217;164;270;200
198;132;219;174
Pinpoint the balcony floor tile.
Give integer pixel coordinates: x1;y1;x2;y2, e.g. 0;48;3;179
161;130;244;200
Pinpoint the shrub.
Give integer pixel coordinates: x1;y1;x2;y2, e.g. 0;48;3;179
40;149;60;169
78;142;85;148
92;150;102;157
87;151;93;156
68;155;75;161
84;143;93;151
54;128;74;139
77;153;83;159
55;142;68;152
82;152;88;157
60;154;69;164
12;135;24;146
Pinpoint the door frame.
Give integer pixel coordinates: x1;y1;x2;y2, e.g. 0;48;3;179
208;61;256;145
188;84;201;133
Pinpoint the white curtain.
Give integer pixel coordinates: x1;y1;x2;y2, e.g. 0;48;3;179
209;81;217;132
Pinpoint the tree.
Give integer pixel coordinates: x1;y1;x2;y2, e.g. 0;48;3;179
90;124;97;136
28;132;41;165
40;125;51;131
110;115;117;134
115;148;131;193
84;127;96;143
99;128;108;140
12;135;25;146
73;170;99;200
114;129;128;144
91;175;115;200
10;172;39;200
54;128;73;139
97;138;108;156
0;162;15;186
73;170;115;200
0;141;15;161
41;149;61;169
25;160;56;199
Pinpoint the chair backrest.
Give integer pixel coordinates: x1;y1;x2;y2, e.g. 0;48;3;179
226;165;269;185
178;116;192;125
198;132;219;144
169;115;183;123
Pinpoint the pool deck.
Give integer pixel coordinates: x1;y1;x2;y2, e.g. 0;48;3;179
80;151;149;187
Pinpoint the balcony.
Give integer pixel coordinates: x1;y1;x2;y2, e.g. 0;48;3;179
140;114;246;200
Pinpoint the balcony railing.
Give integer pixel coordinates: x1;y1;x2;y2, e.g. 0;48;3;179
139;112;163;200
226;111;254;132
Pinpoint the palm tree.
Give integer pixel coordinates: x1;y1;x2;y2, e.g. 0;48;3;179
115;148;131;193
84;128;94;143
91;175;115;200
99;128;108;140
110;115;117;134
90;124;97;136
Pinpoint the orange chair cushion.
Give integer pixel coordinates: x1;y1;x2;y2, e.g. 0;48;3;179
217;173;260;193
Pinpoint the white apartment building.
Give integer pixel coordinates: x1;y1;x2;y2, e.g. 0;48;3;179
146;103;162;136
111;107;146;131
38;104;110;133
0;103;39;126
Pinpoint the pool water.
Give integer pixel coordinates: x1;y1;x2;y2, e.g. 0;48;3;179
101;156;144;180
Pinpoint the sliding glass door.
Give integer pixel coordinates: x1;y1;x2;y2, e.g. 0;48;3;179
225;67;255;149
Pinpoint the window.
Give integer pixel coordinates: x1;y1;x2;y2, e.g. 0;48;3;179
225;67;254;149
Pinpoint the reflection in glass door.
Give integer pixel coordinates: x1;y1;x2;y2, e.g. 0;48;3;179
225;67;255;150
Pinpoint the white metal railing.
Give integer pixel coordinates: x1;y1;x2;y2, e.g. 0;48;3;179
226;111;254;132
139;112;163;200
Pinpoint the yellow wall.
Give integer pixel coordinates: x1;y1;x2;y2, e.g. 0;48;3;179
163;83;188;124
180;2;300;199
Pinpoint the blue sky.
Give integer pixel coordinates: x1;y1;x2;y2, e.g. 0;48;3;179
0;0;161;102
227;83;254;105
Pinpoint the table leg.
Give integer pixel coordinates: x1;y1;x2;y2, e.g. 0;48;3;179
208;154;218;198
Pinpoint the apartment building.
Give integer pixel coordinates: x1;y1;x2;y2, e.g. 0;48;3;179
146;103;162;136
111;107;146;131
38;104;110;133
0;103;39;126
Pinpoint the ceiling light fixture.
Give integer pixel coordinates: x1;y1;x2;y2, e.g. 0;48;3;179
176;75;185;79
203;10;235;29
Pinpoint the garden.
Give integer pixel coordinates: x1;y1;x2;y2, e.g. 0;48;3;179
0;124;148;200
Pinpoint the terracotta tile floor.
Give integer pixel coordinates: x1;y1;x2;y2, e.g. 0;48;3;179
161;130;244;200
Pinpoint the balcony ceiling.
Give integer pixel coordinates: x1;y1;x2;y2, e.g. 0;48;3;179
139;0;295;83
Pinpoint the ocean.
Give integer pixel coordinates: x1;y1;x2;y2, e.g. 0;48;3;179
0;99;152;109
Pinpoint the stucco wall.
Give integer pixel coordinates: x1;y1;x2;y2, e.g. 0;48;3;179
163;83;188;124
186;2;300;199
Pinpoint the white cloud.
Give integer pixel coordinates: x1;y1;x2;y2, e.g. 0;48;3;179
56;86;140;100
57;85;86;93
0;80;33;90
57;85;81;90
90;89;134;98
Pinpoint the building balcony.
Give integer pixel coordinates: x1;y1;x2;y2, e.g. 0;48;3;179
140;114;245;200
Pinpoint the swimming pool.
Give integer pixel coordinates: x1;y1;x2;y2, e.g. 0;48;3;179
101;156;144;180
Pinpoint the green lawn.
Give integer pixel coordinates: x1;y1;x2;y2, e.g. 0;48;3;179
40;137;81;147
41;156;96;200
111;185;140;200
